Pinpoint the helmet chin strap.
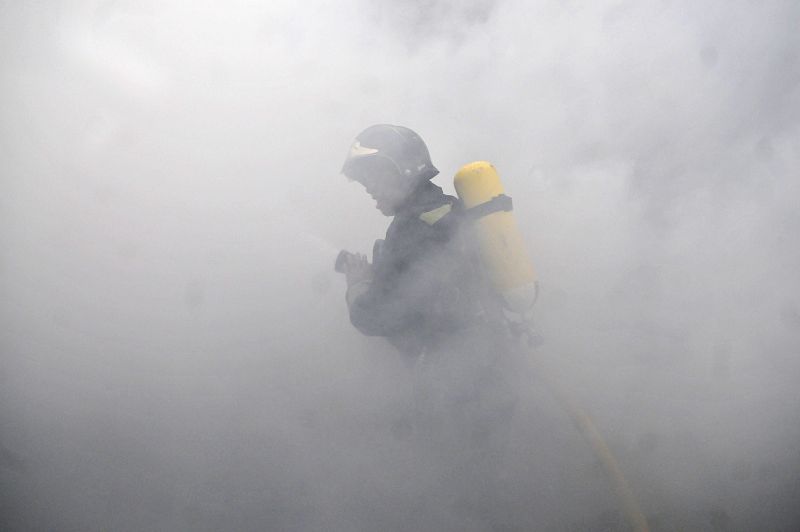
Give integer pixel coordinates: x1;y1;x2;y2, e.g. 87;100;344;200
388;178;432;214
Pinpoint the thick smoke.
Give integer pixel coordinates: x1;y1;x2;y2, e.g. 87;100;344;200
1;1;799;530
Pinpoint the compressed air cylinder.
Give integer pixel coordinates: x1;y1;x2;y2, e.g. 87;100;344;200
454;161;537;314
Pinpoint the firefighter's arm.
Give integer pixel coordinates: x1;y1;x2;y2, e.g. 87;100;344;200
343;223;444;337
345;263;435;337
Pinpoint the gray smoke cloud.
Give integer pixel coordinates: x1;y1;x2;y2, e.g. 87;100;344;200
2;1;799;530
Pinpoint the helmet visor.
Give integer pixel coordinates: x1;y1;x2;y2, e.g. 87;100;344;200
343;156;402;189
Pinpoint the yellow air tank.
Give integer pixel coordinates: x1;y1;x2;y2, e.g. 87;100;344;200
454;161;537;314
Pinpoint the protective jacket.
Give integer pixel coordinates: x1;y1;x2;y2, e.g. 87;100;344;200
346;181;487;356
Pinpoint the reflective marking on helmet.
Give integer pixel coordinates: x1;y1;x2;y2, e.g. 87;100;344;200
348;140;378;158
419;204;452;225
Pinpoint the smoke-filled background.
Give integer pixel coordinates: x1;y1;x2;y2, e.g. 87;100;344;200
2;1;799;530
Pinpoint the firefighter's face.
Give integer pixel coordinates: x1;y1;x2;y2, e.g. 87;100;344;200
348;162;411;216
361;176;409;215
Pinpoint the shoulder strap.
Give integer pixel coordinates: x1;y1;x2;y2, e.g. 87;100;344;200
462;194;513;221
419;203;453;226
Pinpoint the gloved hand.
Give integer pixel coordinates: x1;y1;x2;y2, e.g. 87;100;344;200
335;250;372;287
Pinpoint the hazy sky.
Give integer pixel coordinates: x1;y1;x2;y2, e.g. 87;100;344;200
2;1;799;530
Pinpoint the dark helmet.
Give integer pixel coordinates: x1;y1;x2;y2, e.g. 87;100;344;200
341;124;439;184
